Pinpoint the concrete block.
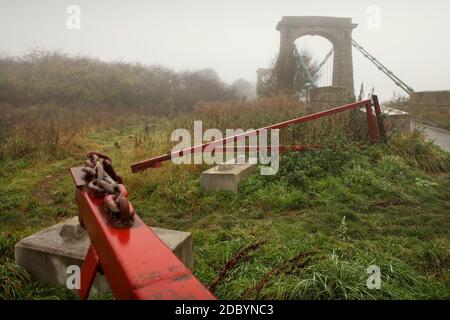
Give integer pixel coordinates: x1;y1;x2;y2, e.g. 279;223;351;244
360;106;411;133
381;107;411;132
14;217;193;296
308;86;349;103
307;86;350;112
200;160;257;193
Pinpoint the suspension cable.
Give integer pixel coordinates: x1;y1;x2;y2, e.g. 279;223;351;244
315;48;334;75
351;38;414;95
293;44;317;88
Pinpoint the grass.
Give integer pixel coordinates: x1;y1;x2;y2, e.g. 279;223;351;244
408;107;450;130
0;99;449;299
0;57;449;299
385;97;450;131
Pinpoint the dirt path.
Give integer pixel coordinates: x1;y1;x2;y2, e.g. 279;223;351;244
33;171;66;204
32;159;81;204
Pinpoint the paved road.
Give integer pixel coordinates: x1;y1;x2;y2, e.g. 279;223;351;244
411;121;450;152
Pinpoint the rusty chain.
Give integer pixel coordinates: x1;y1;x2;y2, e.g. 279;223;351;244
82;151;135;226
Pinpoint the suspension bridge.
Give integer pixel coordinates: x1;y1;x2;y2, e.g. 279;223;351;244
290;37;414;95
257;16;450;152
257;16;417;98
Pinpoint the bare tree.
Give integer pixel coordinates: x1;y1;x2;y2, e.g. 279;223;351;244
257;49;318;97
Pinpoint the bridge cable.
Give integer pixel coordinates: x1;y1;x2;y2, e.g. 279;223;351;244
314;48;333;87
315;48;334;75
293;44;318;88
351;38;414;95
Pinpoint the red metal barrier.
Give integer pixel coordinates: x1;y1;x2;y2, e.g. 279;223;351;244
131;96;384;173
69;166;216;300
371;95;386;141
68;95;384;300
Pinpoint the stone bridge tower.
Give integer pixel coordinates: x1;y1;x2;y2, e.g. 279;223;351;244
275;16;357;95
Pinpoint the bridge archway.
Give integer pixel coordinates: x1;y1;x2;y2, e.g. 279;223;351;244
295;35;334;87
275;16;357;95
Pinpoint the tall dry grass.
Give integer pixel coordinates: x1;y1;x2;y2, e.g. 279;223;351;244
0;50;368;162
193;95;368;146
0;50;240;160
0;103;152;159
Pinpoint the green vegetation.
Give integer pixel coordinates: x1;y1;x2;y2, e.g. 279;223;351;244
1;116;449;299
0;50;235;109
386;97;450;131
1;52;449;300
409;107;450;131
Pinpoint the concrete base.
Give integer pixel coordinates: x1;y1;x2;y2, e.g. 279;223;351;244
200;161;257;193
307;86;350;112
380;106;411;132
360;105;411;133
14;217;193;297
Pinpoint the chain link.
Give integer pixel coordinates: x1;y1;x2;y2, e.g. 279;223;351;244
82;151;135;226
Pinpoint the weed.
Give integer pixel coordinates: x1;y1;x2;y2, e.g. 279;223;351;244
209;240;266;293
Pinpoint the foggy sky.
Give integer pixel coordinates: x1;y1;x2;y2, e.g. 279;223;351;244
1;0;450;100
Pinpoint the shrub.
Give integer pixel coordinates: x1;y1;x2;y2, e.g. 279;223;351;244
0;50;236;110
388;130;450;173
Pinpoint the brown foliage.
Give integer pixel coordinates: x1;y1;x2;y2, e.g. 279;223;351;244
209;240;266;293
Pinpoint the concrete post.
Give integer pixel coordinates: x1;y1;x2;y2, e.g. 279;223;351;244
275;29;296;89
332;31;355;95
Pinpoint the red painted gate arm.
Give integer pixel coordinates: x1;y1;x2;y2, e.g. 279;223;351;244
131;99;376;173
70;167;216;300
